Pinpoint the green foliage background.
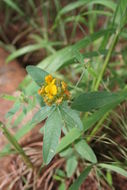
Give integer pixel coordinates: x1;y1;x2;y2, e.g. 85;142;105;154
0;0;127;189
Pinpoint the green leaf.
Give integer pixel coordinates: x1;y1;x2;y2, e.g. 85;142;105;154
35;94;44;107
6;43;57;63
57;89;127;153
60;104;83;130
1;94;17;101
56;128;82;153
60;147;73;158
59;182;66;190
75;140;97;163
3;0;24;16
83;102;118;131
66;156;78;177
24;81;39;96
99;164;127;178
69;165;92;190
5;101;20;118
88;0;116;10
26;65;48;86
58;0;116;16
6;45;43;63
71;91;121;112
106;171;113;186
0;107;52;155
113;0;127;29
38;29;115;73
43;107;64;164
32;106;52;125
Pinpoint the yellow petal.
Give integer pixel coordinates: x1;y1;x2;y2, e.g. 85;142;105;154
51;79;56;84
51;85;57;95
45;85;50;93
47;94;54;100
45;75;53;84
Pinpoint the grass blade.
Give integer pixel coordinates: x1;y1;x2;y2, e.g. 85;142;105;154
69;165;92;190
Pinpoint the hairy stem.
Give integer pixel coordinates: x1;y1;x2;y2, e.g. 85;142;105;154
0;122;34;169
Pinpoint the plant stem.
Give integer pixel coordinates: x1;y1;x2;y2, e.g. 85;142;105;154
87;30;120;142
87;112;109;142
0;122;34;169
94;30;120;91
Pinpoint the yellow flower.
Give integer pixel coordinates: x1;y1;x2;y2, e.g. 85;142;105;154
45;75;53;84
38;74;70;106
45;83;57;96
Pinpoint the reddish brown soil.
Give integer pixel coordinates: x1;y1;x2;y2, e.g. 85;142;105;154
0;48;26;122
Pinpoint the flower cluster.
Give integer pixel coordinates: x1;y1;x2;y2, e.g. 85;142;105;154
38;74;70;106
